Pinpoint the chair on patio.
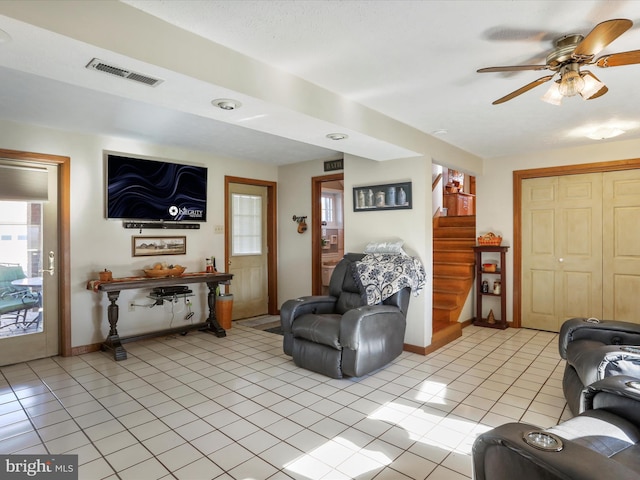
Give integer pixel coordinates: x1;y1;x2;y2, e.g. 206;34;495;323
0;263;40;328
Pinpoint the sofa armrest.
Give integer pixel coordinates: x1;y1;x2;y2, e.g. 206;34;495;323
581;375;640;425
473;422;639;480
559;317;640;359
339;305;405;350
280;296;337;333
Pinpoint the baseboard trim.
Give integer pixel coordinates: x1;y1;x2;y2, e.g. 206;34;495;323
404;320;473;356
71;343;102;356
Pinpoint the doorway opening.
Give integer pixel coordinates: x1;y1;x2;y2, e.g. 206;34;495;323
312;173;344;295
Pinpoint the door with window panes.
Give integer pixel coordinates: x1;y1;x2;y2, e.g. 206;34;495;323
228;183;268;319
0;160;59;365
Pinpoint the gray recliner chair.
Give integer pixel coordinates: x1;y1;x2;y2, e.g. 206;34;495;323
280;253;410;378
559;317;640;414
472;375;640;480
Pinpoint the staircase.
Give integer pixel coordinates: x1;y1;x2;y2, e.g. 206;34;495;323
432;215;476;347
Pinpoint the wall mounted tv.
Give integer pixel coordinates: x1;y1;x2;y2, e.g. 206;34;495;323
106;154;207;222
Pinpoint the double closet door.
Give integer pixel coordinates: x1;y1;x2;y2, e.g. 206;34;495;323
522;170;640;332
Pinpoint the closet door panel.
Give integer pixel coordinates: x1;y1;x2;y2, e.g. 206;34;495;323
603;171;640;324
522;174;602;332
522;178;558;330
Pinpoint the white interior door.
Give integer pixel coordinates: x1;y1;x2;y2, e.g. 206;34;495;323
228;183;268;320
0;161;59;365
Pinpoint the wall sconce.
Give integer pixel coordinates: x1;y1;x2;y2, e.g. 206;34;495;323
292;215;308;234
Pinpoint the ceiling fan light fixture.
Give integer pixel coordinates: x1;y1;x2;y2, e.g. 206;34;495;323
541;81;563;105
586;127;625;140
558;69;585;97
579;72;607;100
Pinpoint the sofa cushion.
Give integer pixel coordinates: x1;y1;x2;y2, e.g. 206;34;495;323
292;313;342;350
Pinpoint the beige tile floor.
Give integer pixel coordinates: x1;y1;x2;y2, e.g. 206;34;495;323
0;324;570;479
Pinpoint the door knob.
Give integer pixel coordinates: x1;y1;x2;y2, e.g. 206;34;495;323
558;257;564;263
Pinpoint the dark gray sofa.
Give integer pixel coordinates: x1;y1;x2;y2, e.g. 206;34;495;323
280;253;410;378
472;375;640;480
559;317;640;414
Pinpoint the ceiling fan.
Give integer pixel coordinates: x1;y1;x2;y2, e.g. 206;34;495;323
478;18;640;105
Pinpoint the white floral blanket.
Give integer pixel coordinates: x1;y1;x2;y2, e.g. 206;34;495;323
353;253;427;305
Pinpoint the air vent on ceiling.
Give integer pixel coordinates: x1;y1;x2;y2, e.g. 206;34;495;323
85;58;163;87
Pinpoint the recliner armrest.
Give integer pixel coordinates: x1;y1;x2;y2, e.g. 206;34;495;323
581;375;640;424
559;317;640;359
339;305;405;350
473;422;640;480
280;296;337;333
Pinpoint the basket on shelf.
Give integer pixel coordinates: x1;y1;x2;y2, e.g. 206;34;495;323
477;232;503;246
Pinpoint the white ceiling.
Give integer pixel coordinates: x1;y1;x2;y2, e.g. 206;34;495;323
1;1;640;165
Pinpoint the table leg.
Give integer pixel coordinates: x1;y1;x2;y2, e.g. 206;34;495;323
103;291;127;360
205;281;226;337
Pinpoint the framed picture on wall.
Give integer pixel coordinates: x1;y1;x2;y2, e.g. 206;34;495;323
132;236;187;257
353;181;412;212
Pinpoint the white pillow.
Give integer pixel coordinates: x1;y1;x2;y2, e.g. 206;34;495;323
363;240;405;254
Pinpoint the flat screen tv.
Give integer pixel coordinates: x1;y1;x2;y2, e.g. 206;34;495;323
106;154;207;221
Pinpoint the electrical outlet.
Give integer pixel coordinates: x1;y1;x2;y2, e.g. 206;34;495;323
129;303;135;312
214;225;224;234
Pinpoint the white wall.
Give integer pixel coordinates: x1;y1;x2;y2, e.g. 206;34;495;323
277;159;328;302
477;137;640;325
0;119;278;348
344;154;431;347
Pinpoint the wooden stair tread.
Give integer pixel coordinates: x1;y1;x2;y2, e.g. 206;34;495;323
433;301;458;310
433;288;468;296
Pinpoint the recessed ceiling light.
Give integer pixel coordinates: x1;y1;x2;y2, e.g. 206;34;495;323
586;127;625;140
432;129;448;135
326;133;348;141
212;98;241;110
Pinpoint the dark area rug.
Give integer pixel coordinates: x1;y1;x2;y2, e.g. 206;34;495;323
264;325;283;335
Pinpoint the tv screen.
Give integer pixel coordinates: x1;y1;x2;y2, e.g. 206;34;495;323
106;154;207;221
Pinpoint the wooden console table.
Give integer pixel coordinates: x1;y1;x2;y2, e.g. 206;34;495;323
87;272;232;361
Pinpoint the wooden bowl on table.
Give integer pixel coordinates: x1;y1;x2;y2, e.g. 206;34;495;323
143;265;186;278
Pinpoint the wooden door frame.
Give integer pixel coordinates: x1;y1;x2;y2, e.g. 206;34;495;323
225;176;278;315
311;173;343;295
0;148;71;356
513;158;640;328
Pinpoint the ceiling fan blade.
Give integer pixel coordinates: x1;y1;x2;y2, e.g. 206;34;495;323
492;74;555;105
595;49;640;67
573;18;633;59
477;65;548;73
